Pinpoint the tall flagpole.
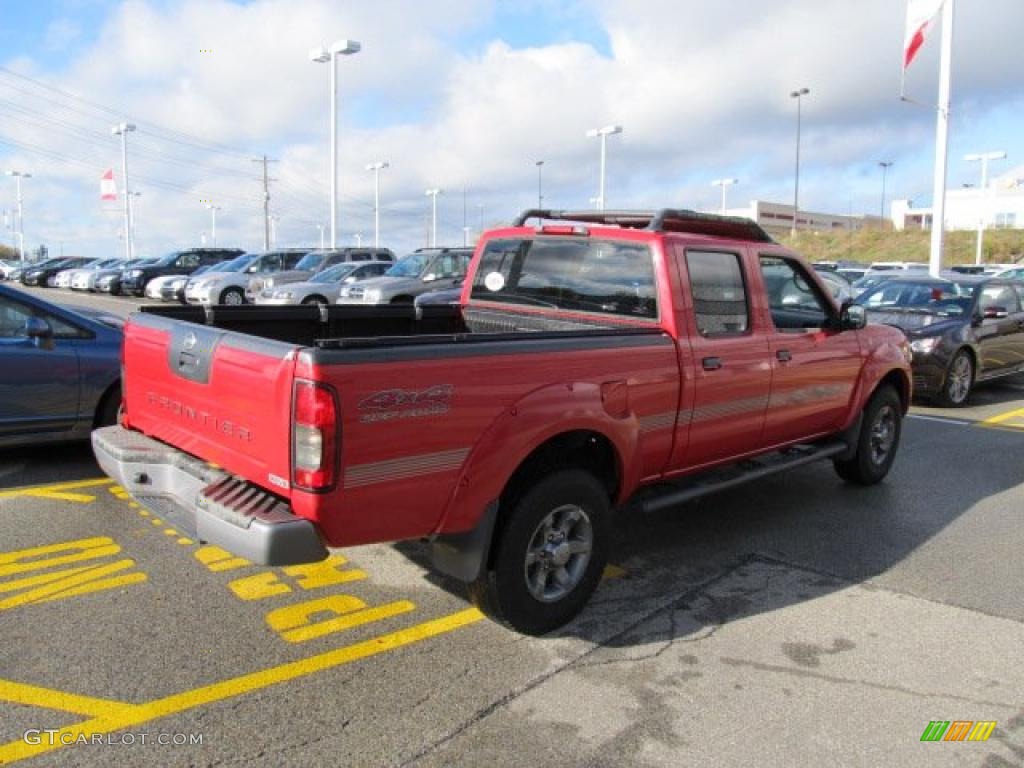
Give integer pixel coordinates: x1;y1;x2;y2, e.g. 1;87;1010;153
928;0;954;278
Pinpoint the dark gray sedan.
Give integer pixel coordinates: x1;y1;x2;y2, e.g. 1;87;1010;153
856;275;1024;406
0;284;122;447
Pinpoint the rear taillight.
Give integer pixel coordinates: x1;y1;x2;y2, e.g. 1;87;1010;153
292;380;339;491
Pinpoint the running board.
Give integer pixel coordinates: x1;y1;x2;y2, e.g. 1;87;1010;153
640;440;848;514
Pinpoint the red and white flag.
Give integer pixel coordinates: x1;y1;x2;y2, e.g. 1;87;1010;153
100;168;117;201
903;0;945;70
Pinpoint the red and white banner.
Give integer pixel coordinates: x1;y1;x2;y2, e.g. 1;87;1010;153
904;0;944;69
100;168;117;201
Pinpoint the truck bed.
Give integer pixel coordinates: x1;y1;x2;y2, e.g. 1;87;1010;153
138;303;643;348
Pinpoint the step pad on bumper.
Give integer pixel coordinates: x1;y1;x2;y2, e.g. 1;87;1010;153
92;425;327;566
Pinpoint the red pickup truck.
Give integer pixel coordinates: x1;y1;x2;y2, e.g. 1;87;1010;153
94;209;912;634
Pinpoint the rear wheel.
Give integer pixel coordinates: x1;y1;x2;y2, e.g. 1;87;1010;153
934;349;973;407
220;287;245;306
468;469;610;635
833;385;902;485
302;295;328;306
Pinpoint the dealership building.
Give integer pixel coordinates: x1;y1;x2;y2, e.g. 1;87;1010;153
891;165;1024;232
720;200;885;236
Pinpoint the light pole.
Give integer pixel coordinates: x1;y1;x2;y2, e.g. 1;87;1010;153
536;160;544;208
206;204;221;246
128;190;142;248
112;122;137;259
365;160;389;248
425;188;442;247
310;39;361;250
585;125;623;210
965;150;1007;264
354;233;363;247
711;178;738;215
316;223;325;250
4;170;31;262
789;88;809;235
878;161;893;225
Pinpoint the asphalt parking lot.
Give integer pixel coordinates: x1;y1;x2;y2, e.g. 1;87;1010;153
1;284;1023;767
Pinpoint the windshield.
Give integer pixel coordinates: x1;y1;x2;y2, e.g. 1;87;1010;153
856;280;973;315
295;252;327;271
311;263;358;283
154;252;183;266
215;255;257;273
386;253;432;278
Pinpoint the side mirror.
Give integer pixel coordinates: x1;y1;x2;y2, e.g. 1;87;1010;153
983;306;1008;320
24;316;53;339
422;273;437;283
839;302;867;330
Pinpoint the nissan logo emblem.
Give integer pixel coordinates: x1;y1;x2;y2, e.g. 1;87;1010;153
183;332;198;351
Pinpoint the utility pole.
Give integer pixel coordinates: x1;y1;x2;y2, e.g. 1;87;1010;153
206;204;221;246
4;170;30;261
253;154;271;251
112;123;136;259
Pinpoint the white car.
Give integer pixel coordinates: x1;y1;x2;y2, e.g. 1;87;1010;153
57;258;122;289
0;259;22;280
145;273;186;300
866;261;929;274
183;254;257;305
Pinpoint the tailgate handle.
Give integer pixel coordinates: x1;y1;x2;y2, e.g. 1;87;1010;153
168;326;223;384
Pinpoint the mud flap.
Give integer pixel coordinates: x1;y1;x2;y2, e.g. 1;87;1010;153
429;501;499;583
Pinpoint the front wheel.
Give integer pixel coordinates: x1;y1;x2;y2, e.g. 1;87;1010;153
220;287;245;306
302;295;328;306
934;349;974;407
468;469;610;635
833;385;902;485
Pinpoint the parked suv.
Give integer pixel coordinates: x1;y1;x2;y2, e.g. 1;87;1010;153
337;247;472;304
247;247;395;302
120;248;245;297
184;249;309;305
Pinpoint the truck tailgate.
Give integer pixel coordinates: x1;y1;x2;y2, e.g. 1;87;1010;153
122;313;298;497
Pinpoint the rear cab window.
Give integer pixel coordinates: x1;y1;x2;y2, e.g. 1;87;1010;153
470;237;659;320
684;250;749;335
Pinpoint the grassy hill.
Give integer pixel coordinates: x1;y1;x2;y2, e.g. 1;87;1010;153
777;227;1024;266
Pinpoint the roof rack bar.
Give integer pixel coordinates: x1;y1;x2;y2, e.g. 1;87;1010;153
512;208;775;243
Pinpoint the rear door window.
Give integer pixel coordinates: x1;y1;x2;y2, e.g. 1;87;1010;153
471;238;657;319
685;250;749;335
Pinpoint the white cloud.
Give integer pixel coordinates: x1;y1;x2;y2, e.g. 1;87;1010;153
1;0;1022;257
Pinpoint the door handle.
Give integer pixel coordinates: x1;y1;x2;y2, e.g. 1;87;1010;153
702;356;722;371
776;349;792;362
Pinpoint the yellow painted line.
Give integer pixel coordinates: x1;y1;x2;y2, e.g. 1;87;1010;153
21;490;97;503
0;607;484;764
602;564;628;580
0;478;113;501
0;679;131;718
163;529;179;537
980;407;1024;426
176;537;194;546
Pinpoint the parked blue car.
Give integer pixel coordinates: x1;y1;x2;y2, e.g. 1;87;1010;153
0;284;122;447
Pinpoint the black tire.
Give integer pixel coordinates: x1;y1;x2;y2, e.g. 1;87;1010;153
468;469;610;635
302;295;328;306
833;385;902;485
933;349;974;407
96;386;122;428
390;295;414;304
220;287;245;306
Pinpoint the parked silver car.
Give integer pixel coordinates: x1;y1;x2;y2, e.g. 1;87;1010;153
336;247;472;305
246;247;394;301
255;261;393;306
58;258;123;289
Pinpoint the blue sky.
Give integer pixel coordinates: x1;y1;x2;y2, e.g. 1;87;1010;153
0;0;1022;257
